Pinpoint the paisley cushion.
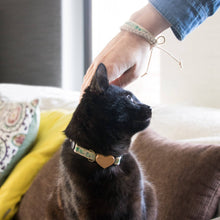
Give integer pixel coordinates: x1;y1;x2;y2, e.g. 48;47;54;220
0;98;40;186
0;110;72;220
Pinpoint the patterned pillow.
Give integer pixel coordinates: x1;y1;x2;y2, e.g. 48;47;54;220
0;98;40;186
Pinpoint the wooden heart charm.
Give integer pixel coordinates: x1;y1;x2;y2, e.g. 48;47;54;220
96;154;115;169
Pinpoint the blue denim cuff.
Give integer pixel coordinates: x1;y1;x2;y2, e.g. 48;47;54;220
149;0;220;40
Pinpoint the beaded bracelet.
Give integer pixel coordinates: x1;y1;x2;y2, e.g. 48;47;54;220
120;20;157;46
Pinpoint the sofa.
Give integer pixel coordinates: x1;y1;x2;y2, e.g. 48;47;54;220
0;83;219;220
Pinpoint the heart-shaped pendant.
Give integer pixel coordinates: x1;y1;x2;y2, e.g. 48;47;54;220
96;154;115;169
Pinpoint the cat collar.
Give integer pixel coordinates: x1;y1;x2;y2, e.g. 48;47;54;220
70;140;122;169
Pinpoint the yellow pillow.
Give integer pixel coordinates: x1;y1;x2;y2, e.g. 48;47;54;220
0;110;72;220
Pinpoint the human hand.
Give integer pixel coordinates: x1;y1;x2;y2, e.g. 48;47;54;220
81;31;151;93
81;3;170;94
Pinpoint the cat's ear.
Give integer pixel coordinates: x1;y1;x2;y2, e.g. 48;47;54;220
90;63;109;93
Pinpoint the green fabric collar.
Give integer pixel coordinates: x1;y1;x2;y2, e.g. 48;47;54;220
70;140;122;169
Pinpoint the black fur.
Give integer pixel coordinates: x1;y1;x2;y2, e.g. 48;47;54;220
49;63;157;220
65;64;151;156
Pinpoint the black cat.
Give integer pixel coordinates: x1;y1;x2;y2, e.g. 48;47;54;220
47;63;157;220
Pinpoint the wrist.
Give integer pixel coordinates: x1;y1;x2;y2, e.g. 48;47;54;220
130;3;170;37
119;29;151;49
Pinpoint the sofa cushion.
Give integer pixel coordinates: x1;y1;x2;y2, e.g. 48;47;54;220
132;129;220;220
0;110;72;220
0;98;40;186
151;105;220;144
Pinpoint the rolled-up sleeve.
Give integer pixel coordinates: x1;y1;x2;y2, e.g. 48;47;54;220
149;0;220;40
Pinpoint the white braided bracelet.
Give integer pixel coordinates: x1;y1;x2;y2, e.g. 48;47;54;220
120;20;157;46
120;20;183;76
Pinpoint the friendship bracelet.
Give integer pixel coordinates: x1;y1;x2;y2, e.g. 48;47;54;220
120;20;157;46
120;20;183;76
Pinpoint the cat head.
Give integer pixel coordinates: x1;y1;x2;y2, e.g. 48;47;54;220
65;63;152;154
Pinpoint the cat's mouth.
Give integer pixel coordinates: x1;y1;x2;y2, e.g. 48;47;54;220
134;107;152;130
137;106;152;123
132;117;151;133
144;117;151;122
135;117;151;123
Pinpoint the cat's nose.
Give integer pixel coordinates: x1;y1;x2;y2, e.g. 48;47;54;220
139;104;152;118
146;106;152;117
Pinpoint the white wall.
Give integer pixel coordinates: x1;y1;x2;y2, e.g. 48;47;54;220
160;10;220;108
62;0;84;91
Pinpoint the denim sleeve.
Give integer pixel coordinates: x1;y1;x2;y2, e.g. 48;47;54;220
149;0;220;40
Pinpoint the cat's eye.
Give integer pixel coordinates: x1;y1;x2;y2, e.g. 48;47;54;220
127;94;134;103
